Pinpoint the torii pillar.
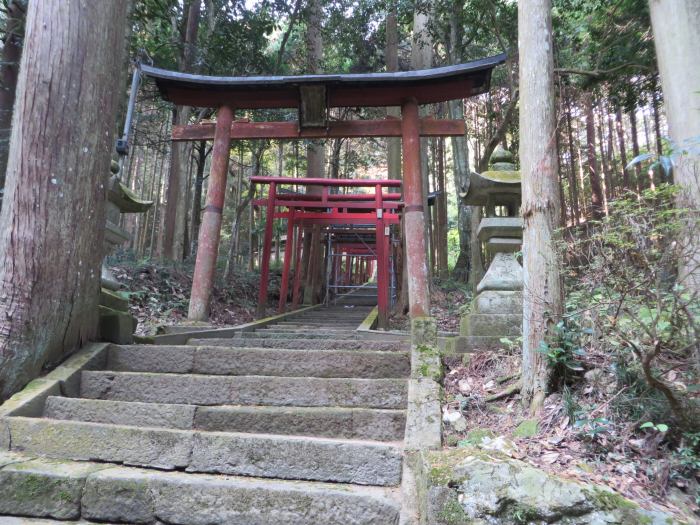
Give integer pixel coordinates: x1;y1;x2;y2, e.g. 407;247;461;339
188;105;233;320
401;97;430;318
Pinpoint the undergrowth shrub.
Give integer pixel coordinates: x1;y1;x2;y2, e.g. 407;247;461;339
566;184;700;434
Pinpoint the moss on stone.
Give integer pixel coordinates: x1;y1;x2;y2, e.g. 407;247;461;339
437;497;468;524
585;487;638;512
460;428;496;446
512;419;538;438
505;502;541;524
481;170;521;183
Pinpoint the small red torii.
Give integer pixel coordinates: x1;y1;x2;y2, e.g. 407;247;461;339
250;176;401;327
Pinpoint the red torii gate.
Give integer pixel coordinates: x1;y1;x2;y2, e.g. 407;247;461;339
250;176;401;326
140;53;505;323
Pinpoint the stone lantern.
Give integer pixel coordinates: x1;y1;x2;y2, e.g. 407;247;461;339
458;147;523;351
99;161;153;344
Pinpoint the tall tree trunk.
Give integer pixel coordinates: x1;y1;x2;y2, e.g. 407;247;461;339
446;9;476;285
651;82;664;157
649;0;700;299
0;0;26;208
565;92;581;223
0;0;128;400
190;140;207;256
519;0;565;413
410;4;433;286
385;2;407;312
162;0;200;261
629;106;643;192
436;136;449;278
615;107;630;191
303;0;326;305
606;111;617;197
596;104;611;209
584;94;605;219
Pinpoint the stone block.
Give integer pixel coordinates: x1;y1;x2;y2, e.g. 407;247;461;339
43;343;109;398
0;379;61;419
107;344;195;374
188;337;409;351
461;313;521;337
194;405;406;441
404;378;442;450
476;252;523;293
7;417;192;470
82;467;401;525
189;431;403;485
80;371;408;409
44;396;196;430
99;288;129;312
196;347;409;378
0;457;106;520
472;290;522;314
98;306;135;345
81;466;157;523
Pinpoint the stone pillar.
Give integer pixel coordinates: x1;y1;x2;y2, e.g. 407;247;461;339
99;162;153;344
457;147;523;352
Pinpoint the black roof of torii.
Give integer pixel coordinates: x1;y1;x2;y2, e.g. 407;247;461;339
141;53;506;110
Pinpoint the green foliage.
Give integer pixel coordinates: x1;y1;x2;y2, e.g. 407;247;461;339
567;184;700;431
537;318;586;387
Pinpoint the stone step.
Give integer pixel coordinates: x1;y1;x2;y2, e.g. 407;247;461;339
237;331;367;340
275;319;361;327
107;345;410;378
45;397;406;441
252;330;405;343
80;371;407;409
187;337;409;352
0;452;400;524
257;327;358;334
6;417;402;486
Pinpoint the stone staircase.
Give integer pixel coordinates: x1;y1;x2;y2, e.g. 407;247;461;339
0;305;411;524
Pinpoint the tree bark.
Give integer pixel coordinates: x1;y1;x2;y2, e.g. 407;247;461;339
629;106;643;192
0;0;129;400
411;5;433;284
446;10;475;285
303;0;326;305
649;0;700;297
518;0;565;413
565;92;581;223
615;107;630;191
0;0;26;208
584;94;605;219
162;0;200;261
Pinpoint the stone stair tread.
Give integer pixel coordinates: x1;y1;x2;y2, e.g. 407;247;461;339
187;337;409;351
0;451;400;525
44;396;407;441
107;344;409;378
80;370;408;409
5;416;402;485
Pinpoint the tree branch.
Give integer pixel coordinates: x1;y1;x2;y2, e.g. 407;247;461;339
555;63;653;78
477;89;519;172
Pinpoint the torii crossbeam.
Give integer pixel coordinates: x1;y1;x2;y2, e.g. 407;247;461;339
141;53;506;323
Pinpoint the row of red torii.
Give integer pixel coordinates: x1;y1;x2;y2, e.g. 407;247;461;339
142;53;505;327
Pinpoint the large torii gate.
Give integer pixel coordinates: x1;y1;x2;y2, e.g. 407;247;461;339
141;53;505;322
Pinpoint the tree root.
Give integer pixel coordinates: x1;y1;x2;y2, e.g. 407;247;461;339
496;372;520;385
486;380;522;402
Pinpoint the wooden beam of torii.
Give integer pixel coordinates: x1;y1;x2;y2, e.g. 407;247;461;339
140;53;506;323
172;118;465;141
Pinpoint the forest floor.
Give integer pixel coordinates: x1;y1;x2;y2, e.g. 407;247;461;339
107;252;278;335
441;348;700;522
389;278;470;333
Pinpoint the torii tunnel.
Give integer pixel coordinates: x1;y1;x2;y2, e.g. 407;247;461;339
141;52;505;327
250;176;402;327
